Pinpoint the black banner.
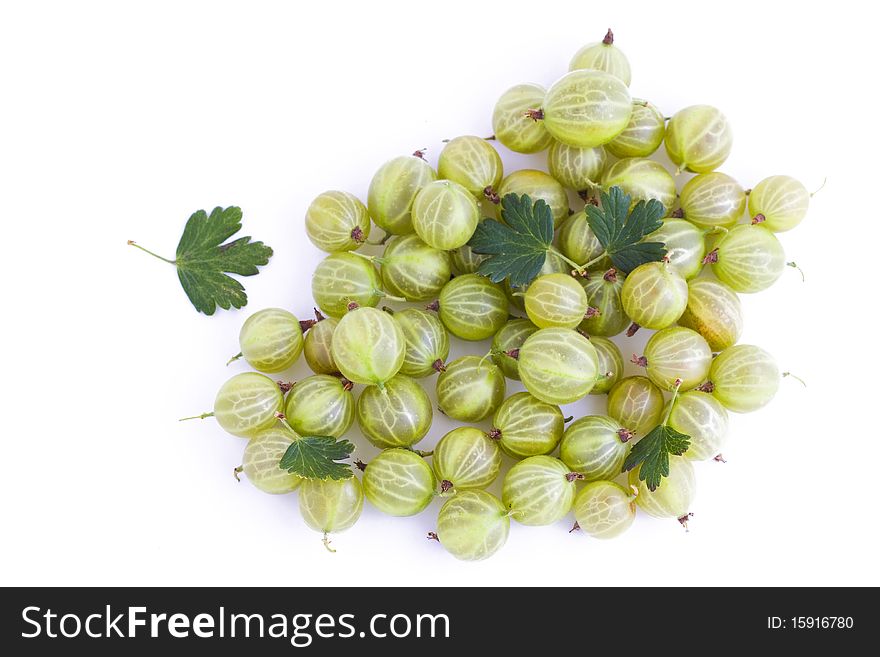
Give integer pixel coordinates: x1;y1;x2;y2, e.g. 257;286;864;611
0;587;868;653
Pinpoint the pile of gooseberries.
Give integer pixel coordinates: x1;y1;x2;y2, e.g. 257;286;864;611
188;29;812;560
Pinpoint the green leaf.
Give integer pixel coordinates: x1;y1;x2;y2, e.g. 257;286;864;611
175;207;273;315
585;186;666;273
130;206;272;315
622;424;690;491
468;193;554;288
279;436;355;480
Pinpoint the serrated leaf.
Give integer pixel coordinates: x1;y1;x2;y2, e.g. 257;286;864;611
585;187;666;273
130;206;272;316
175;207;273;315
468;194;554;288
279;436;355;480
622;424;690;491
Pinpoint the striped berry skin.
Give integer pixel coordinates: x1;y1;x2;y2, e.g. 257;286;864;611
491;392;564;459
241;428;303;495
621;261;688;330
433;427;502;492
560;415;631;482
542;69;633;148
299;476;364;535
303;316;339;375
605;100;665;158
436;490;510;561
506;250;570;312
601;157;676;214
709;344;780;413
438;274;508;341
646;219;706;280
380;234;451;302
237;308;304;373
438;136;503;198
664;105;732;174
450;242;489;276
643;327;713;392
492;83;553;154
589;336;624;395
547;141;607;192
666;391;730;461
578;269;629;337
330;307;405;387
496;169;569;228
368;155;437;235
629;456;695;519
393;308;449;379
305;190;371;253
517;328;599;404
569;34;632;85
711;224;785;293
680;172;746;229
312;252;383;318
606;376;664;437
491;318;538;380
213;372;284;438
574;481;636;539
748;175;810;232
524;273;589;330
412;180;480;250
362;449;436;517
436;356;506;423
677;279;743;351
502;456;577;526
284;375;354;439
356;374;433;449
558;211;608;268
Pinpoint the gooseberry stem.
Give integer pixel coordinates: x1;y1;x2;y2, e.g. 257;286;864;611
226;352;243;366
578;251;609;271
322;532;337;553
547;246;586;275
233;466;243;482
381;291;407;303
786;261;805;282
703;226;729;237
661;379;683;426
179;412;213;421
127;240;176;264
274;411;295;433
351;251;380;263
810;177;827;197
782;371;806;387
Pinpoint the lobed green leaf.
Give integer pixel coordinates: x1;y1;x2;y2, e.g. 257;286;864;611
279;435;355;481
622;424;690;491
174;206;273;315
468;193;554;288
585;187;667;273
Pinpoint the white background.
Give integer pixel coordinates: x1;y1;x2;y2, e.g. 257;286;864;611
2;0;878;587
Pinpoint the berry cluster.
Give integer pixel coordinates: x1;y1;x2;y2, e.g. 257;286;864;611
193;30;810;560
